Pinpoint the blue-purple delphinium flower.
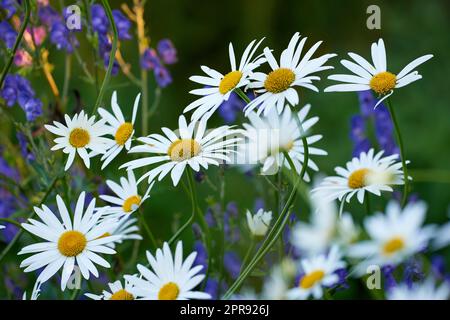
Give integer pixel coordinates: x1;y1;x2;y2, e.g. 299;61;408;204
192;223;202;240
204;278;219;300
0;21;17;49
157;39;177;65
193;240;208;272
154;65;172;88
382;265;397;291
112;10;131;40
333;268;349;291
0;74;42;121
17;132;34;161
218;91;254;124
404;258;425;288
49;20;78;53
38;5;61;27
352;91;399;157
224;251;241;280
91;4;109;35
0;0;17;18
141;42;177;88
141;48;161;70
205;207;217;228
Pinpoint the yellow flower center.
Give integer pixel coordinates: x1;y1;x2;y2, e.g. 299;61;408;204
167;139;202;162
69;128;90;148
264;68;296;93
158;282;180;300
110;289;134;300
382;237;405;255
58;230;87;257
115;122;133;146
122;195;141;212
219;71;243;95
370;71;397;95
348;168;371;189
299;270;325;289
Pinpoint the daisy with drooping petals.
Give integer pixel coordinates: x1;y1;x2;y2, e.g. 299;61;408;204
388;279;450;300
45;110;112;170
101;216;142;249
99;170;153;219
286;246;345;300
325;38;433;107
244;32;336;116
18;192;119;290
120;115;241;186
98;91;141;169
312;149;406;204
184;39;265;121
347;201;434;273
242;104;327;180
85;278;136;300
246;208;272;237
125;241;211;300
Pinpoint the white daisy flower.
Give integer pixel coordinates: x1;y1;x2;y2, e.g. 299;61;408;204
261;260;296;300
325;38;433;107
286;246;345;300
120;115;242;186
388;279;450;300
101;216;142;249
242;104;327;180
98;91;141;169
291;192;359;256
244;32;336;116
184;39;266;121
124;241;211;300
312;149;406;204
246;208;272;237
347;201;435;272
22;280;42;300
99;170;153;219
18;192;119;290
45;110;112;170
85;278;135;300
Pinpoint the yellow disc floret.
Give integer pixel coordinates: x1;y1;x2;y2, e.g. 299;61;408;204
370;71;397;95
110;289;134;300
122;195;141;213
167;139;202;162
69;128;90;148
264;68;296;93
348;168;371;189
382;237;405;255
219;71;243;95
115;122;133;145
299;270;325;289
58;230;87;257
158;282;180;300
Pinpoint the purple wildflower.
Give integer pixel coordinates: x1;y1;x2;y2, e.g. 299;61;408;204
154;65;172;88
224;251;241;279
38;5;61;27
91;4;109;35
1;0;17;18
49;20;78;53
157;39;177;64
141;48;161;70
192;223;202;240
382;265;397;291
218;91;254;124
0;21;17;49
204;278;219;300
193;240;208;272
349;115;371;157
112;10;131;40
404;258;424;288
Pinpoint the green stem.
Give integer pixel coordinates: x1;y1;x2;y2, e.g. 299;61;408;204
0;174;60;263
141;71;149;135
386;98;409;207
139;210;157;249
92;0;118;114
240;239;255;271
0;0;30;90
61;54;72;112
234;87;251;103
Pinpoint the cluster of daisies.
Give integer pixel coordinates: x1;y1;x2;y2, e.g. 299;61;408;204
11;32;446;300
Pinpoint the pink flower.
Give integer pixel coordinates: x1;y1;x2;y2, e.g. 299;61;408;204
14;50;33;67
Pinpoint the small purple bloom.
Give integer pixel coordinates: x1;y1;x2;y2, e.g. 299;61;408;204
192;223;202;240
50;20;78;53
0;21;17;49
1;0;17;18
358;90;376;117
157;39;177;64
38;5;61;27
193;240;208;272
140;48;161;70
333;268;349;290
404;258;424;288
112;10;131;40
154;65;172;88
91;4;109;35
224;251;241;279
382;265;397;291
226;202;239;219
204;278;219;300
218;91;254;124
205;208;217;228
